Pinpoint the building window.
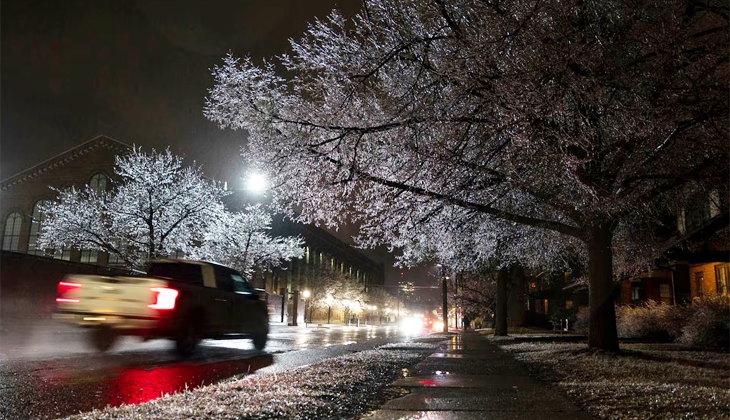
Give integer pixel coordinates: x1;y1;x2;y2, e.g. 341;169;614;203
108;239;125;265
54;248;71;261
2;212;22;251
89;173;107;195
695;272;704;296
631;286;641;304
565;300;573;309
716;264;729;295
659;284;672;304
169;249;184;259
80;249;98;264
28;200;51;255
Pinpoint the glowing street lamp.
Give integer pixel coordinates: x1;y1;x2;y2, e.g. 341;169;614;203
302;290;311;325
245;171;267;193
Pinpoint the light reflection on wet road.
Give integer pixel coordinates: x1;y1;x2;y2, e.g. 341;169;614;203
0;324;416;420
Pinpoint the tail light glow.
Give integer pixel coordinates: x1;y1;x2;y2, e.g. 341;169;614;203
56;281;82;303
148;287;179;310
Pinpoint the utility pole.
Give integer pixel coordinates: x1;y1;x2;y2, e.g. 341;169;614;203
441;266;449;333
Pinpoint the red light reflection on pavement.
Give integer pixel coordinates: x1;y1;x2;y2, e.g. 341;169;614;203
107;356;272;406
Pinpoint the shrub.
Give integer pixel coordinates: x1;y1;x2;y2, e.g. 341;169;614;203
678;296;730;351
573;307;590;336
615;300;684;342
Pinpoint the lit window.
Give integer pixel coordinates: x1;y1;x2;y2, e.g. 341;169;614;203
28;200;50;255
716;264;729;295
89;173;107;195
2;212;22;251
80;249;98;264
695;272;704;296
565;300;573;309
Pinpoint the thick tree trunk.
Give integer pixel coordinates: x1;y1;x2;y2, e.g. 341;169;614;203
494;267;509;336
586;223;620;351
508;264;526;327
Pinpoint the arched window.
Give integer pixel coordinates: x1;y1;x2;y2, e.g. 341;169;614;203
2;212;23;251
28;200;50;255
89;173;107;195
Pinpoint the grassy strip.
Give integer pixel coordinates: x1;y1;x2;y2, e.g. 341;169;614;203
492;338;730;420
63;349;427;420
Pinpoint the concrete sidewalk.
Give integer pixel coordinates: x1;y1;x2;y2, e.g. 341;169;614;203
362;331;596;420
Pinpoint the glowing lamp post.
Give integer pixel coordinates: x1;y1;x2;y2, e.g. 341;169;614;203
325;294;334;324
343;299;350;325
302;290;311;326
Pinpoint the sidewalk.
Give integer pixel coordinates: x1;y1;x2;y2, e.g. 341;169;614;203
362;331;597;420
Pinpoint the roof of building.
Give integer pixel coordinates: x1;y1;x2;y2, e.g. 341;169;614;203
1;135;131;191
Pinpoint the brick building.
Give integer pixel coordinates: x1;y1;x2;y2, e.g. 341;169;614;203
1;135;128;264
0;135;384;297
618;190;729;306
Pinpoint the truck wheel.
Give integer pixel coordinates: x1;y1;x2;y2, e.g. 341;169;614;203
176;314;201;358
91;326;116;352
253;326;268;351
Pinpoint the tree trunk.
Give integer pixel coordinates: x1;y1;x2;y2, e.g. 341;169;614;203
586;223;620;351
494;267;509;336
508;264;526;327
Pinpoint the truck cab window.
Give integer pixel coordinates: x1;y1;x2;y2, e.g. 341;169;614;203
148;263;204;286
213;267;235;292
231;274;253;294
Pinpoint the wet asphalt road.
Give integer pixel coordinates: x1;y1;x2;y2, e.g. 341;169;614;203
0;322;418;420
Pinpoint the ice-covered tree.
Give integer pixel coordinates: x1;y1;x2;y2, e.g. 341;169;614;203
39;149;301;273
308;266;367;315
368;286;399;317
40;148;227;268
190;205;304;278
205;0;729;350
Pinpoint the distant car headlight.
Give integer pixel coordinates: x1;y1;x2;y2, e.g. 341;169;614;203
399;317;423;331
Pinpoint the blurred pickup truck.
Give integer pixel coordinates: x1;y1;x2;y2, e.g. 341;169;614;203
54;259;269;356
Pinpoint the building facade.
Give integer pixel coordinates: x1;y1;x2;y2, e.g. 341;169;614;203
1;135;384;298
1;135;128;264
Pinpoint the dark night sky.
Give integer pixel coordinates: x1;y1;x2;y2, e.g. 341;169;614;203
1;0;435;293
1;0;360;187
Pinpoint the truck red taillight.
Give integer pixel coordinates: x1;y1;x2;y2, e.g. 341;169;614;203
148;287;179;310
56;281;82;303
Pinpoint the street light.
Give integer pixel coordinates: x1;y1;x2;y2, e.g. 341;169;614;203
302;290;311;326
245;171;267;193
325;294;334;324
342;299;350;325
